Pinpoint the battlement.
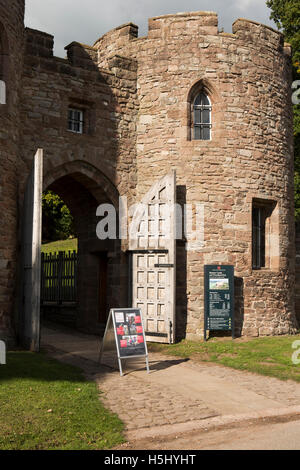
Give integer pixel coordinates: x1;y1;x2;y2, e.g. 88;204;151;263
65;42;98;70
25;28;54;58
232;18;285;52
91;10;290;67
93;23;138;50
24;10;291;74
148;11;218;38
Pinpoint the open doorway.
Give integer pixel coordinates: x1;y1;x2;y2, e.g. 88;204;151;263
41;190;78;327
41;169;123;336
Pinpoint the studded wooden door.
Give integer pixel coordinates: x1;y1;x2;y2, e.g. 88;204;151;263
129;171;176;343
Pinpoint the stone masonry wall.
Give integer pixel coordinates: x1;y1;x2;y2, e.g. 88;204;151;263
0;0;25;345
18;28;138;332
0;7;298;342
93;11;298;339
295;223;300;326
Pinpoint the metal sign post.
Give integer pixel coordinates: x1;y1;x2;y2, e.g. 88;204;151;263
99;308;150;377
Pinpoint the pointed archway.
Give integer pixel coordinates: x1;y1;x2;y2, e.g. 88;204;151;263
42;161;125;334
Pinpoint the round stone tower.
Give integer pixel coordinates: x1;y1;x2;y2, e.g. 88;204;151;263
94;12;298;338
0;0;25;344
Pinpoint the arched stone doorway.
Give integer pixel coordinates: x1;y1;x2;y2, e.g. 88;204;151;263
42;161;126;334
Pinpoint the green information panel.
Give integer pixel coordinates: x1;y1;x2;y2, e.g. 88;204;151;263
204;265;234;340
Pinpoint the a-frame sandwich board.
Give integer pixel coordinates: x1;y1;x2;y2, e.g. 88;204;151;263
99;308;150;377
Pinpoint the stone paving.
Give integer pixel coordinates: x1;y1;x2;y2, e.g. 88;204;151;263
185;361;300;407
96;359;218;430
41;325;300;438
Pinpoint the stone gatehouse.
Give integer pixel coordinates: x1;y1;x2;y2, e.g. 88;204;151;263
0;0;298;349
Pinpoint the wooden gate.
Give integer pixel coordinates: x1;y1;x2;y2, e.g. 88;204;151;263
41;251;77;304
129;171;176;343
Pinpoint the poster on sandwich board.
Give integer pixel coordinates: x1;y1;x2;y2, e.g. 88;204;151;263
99;308;150;376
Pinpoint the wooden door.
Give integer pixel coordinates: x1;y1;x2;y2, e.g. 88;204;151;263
130;171;176;343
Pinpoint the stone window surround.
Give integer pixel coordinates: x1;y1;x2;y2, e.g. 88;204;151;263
250;196;280;273
192;92;212;141
68;107;84;134
67;98;96;136
186;78;217;142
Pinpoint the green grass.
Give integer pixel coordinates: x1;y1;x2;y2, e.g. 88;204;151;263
0;352;124;450
148;334;300;383
41;238;77;254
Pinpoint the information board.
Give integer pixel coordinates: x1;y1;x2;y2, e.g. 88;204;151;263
204;265;234;340
99;308;150;376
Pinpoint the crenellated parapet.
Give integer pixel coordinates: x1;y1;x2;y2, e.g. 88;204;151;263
147;11;218;38
25;28;54;58
89;11;292;68
24;12;292;78
232;18;287;54
64;42;98;70
94;23;138;68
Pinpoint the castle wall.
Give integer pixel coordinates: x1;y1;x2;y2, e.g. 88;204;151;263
93;12;297;338
0;6;297;342
0;0;25;344
18;29;138;332
21;28;138;200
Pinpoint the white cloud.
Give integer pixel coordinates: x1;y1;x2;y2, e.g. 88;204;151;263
24;0;276;57
235;0;266;13
235;0;253;12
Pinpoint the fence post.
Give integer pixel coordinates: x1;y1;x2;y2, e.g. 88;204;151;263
74;250;77;302
58;251;64;305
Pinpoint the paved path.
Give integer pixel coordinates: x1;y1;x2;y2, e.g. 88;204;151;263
126;419;300;450
41;323;300;448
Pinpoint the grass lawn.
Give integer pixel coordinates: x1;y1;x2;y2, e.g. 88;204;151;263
148;334;300;383
0;351;124;450
41;238;77;254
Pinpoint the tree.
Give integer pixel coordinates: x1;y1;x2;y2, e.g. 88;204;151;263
267;0;300;220
267;0;300;65
42;191;74;243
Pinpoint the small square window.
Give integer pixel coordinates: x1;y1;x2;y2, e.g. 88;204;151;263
68;108;84;134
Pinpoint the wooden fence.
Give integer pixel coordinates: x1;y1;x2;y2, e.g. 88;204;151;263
41;251;77;304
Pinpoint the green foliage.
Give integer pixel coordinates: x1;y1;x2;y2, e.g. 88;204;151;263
42;191;74;243
267;0;300;220
267;0;300;66
41;238;78;254
148;335;300;382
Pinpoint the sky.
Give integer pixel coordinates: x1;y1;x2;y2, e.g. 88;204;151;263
24;0;277;58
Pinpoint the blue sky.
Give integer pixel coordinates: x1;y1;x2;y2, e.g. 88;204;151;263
24;0;277;58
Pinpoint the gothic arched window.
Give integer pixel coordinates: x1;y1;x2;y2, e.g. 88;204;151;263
192;92;212;140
